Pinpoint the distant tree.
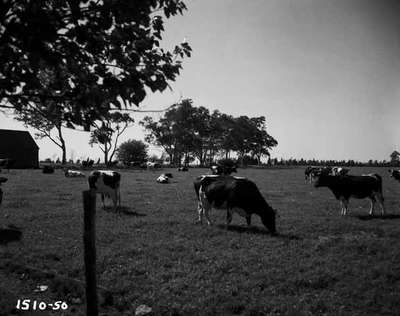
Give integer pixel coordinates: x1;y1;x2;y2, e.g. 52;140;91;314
117;140;148;164
89;112;134;164
14;101;68;164
1;1;191;130
390;151;400;166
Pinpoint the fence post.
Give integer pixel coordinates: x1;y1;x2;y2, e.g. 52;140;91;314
83;189;98;316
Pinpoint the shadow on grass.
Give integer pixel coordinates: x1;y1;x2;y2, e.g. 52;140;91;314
104;206;147;217
215;224;300;240
0;225;22;245
356;214;400;221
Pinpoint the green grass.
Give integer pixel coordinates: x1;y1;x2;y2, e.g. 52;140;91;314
1;167;400;315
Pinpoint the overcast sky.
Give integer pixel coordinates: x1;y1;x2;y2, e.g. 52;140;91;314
1;0;400;162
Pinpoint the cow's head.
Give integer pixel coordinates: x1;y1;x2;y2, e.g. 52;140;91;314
260;207;277;234
313;173;328;187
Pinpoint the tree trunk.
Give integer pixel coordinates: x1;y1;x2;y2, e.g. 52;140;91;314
104;143;109;165
57;125;67;165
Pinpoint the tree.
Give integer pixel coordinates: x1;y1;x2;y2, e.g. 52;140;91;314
89;112;134;164
390;151;400;166
1;1;191;129
117;139;148;164
14;101;69;164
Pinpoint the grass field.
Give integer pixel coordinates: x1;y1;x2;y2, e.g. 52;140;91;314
1;167;400;315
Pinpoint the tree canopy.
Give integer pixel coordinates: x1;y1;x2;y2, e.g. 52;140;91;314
141;99;278;166
1;0;191;129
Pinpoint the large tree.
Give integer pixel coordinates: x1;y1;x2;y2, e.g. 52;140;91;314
1;0;191;129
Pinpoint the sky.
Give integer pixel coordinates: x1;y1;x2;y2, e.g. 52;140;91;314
1;0;400;162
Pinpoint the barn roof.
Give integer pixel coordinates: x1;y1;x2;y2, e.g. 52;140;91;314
0;129;39;149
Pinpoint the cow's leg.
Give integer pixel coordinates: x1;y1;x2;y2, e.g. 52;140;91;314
374;192;385;215
368;197;376;215
342;199;349;215
226;209;233;228
196;201;203;224
246;215;251;226
199;189;212;225
110;190;118;213
101;193;106;209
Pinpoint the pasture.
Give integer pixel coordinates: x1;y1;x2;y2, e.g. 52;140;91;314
1;167;400;315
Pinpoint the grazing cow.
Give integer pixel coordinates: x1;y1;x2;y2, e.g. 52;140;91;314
65;170;85;177
88;170;121;212
0;158;15;172
178;166;189;172
193;175;277;234
332;167;350;176
0;177;7;207
314;173;385;216
156;173;172;184
42;165;55;174
388;169;400;182
210;164;237;175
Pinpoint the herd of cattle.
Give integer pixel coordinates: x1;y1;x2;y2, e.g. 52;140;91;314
1;162;400;235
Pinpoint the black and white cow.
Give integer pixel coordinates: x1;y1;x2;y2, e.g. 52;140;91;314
305;166;332;183
156;173;173;183
314;173;385;216
332;167;350;176
65;170;85;177
210;165;237;175
0;177;7;207
88;170;121;212
388;169;400;182
177;166;189;172
193;175;277;234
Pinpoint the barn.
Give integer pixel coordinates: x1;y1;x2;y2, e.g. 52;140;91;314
0;129;39;168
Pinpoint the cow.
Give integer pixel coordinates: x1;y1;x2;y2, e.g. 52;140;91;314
210;164;237;175
88;170;121;212
0;158;15;173
65;170;85;177
193;175;277;234
388;169;400;182
178;166;189;172
0;177;7;207
156;173;173;183
332;167;350;176
146;161;160;170
314;173;385;216
305;166;332;183
42;165;55;174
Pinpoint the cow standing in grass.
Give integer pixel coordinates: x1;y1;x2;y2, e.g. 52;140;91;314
194;175;277;234
88;170;121;212
314;173;385;216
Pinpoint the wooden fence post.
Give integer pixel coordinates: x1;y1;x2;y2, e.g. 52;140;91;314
83;190;98;316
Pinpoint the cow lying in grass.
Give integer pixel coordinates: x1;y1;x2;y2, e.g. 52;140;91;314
65;170;85;177
156;173;172;183
194;175;277;234
314;173;385;216
88;170;121;212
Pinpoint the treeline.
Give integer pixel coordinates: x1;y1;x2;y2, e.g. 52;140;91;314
266;158;398;167
140;99;277;166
